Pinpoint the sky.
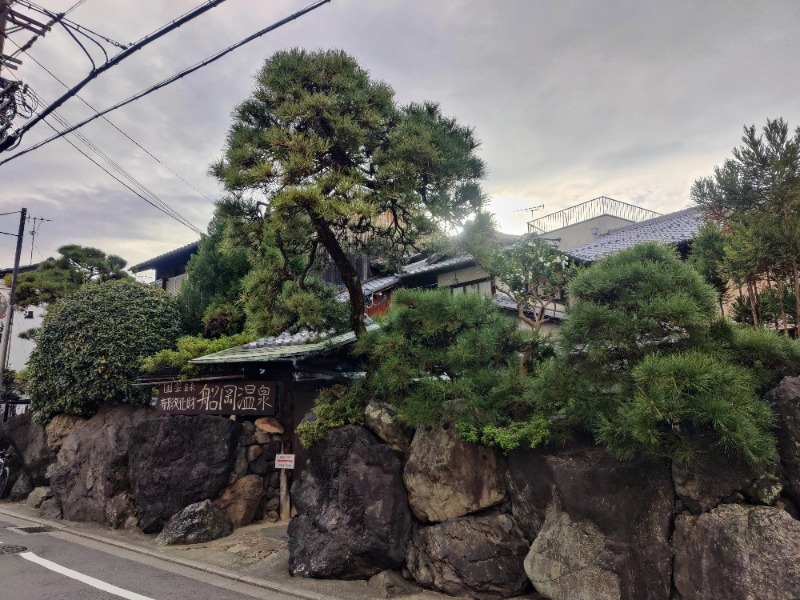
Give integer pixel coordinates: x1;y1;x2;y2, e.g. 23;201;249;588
1;0;799;273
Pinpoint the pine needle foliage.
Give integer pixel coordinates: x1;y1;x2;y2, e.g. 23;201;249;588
299;288;550;450
547;242;779;467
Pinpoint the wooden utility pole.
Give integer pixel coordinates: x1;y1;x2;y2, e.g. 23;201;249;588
0;207;26;394
0;2;9;74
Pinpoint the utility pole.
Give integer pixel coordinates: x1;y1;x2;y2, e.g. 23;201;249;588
0;207;26;395
0;1;9;73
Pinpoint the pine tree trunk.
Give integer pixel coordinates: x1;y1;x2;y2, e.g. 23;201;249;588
747;280;759;327
309;213;366;337
792;261;800;337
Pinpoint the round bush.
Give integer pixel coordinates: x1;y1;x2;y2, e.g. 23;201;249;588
28;279;181;422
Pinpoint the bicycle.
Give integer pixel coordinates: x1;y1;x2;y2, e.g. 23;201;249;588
0;448;12;499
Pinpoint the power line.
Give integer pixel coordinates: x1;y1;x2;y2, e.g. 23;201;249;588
2;0;230;150
0;0;332;163
22;86;205;234
40;112;204;235
9;36;213;202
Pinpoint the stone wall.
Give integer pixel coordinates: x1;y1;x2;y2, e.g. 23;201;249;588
1;407;293;538
288;376;800;600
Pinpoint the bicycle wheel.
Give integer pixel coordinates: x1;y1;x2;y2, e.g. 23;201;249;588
0;466;9;499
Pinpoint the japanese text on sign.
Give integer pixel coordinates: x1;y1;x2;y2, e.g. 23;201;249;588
157;380;276;416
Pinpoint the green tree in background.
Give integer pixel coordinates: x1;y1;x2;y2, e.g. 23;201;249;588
692;118;800;331
7;244;128;310
27;279;181;422
212;49;486;337
177;209;251;337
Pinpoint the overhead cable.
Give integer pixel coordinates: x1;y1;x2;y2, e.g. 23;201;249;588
10;37;213;203
0;0;331;163
5;0;229;147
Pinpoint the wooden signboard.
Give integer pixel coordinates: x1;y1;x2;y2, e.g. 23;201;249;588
157;380;276;416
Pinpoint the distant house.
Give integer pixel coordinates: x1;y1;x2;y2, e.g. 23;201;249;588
129;241;200;294
528;196;661;252
566;207;702;263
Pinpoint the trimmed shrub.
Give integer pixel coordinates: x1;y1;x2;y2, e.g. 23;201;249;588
28;279;181;422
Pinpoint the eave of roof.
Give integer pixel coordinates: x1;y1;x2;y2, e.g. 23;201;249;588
130;240;200;272
191;324;379;365
566;207;701;263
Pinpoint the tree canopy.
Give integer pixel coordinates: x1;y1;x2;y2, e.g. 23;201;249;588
297;288;548;451
177;211;251;337
692;118;800;331
212;49;486;336
536;243;789;467
27;279;181;422
7;244;128;309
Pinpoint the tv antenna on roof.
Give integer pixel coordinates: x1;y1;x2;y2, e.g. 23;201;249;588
514;204;545;218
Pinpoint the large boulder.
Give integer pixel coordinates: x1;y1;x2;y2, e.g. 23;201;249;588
44;414;86;454
128;415;241;533
1;411;55;485
768;376;800;506
213;474;263;528
364;400;412;454
288;425;412;579
512;444;673;600
406;513;530;600
672;454;782;514
673;504;800;600
525;502;622;600
155;500;233;546
403;426;507;523
50;404;155;527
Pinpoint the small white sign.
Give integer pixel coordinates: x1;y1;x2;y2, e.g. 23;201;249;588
275;453;295;469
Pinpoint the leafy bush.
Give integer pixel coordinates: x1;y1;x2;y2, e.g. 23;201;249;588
140;332;252;378
296;383;366;447
28;279;181;422
720;324;800;392
300;288;550;450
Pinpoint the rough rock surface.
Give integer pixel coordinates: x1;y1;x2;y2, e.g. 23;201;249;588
50;404;155;527
1;411;55;485
254;416;283;434
768;376;800;506
213;474;263;528
511;444;673;600
9;470;33;501
44;414;86;454
673;504;800;600
26;486;52;509
525;502;621;600
155;500;233;546
407;513;530;600
367;570;423;599
672;452;781;514
404;426;507;523
128;415;241;533
364;400;412;454
39;496;62;519
288;425;412;579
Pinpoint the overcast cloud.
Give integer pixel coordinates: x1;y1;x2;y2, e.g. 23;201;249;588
1;0;799;271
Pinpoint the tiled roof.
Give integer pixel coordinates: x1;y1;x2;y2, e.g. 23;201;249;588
493;292;566;321
567;208;701;262
130;240;200;272
400;254;477;277
191;323;379;364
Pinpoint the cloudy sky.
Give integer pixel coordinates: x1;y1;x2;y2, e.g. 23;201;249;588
1;0;799;273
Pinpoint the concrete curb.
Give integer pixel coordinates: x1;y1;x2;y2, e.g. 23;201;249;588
0;505;344;600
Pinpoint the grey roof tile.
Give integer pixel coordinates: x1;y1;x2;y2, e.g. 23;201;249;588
567;208;701;262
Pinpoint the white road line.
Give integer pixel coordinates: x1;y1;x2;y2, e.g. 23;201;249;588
19;552;155;600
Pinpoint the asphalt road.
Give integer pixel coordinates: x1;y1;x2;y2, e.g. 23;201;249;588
0;518;300;600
